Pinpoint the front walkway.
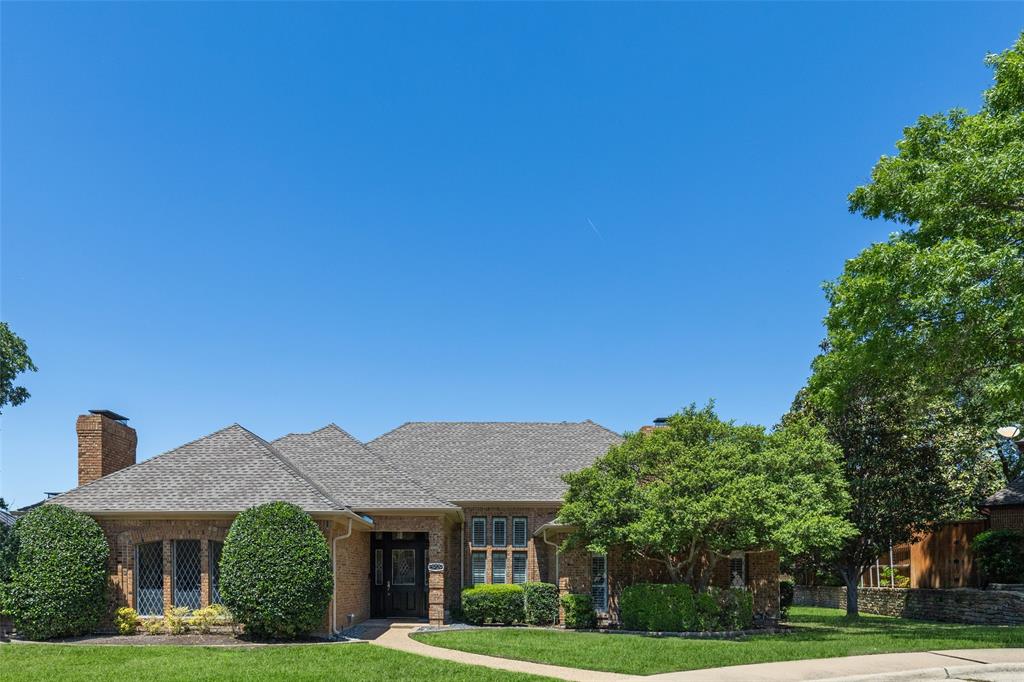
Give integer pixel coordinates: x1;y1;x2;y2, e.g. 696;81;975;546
363;620;1024;682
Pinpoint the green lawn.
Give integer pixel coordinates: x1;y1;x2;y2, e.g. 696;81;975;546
412;606;1024;675
0;641;553;682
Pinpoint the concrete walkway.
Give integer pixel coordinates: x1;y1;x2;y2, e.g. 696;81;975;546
362;620;1024;682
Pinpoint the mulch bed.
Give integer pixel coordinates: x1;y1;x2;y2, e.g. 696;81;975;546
7;632;345;647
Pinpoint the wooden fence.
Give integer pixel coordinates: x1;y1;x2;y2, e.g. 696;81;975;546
861;520;988;589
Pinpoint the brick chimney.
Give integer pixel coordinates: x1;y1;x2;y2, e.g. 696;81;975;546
639;417;671;434
77;410;137;486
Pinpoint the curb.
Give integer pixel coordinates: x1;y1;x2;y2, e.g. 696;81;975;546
814;662;1024;682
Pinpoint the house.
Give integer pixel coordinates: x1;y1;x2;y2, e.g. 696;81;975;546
0;508;14;528
980;475;1024;532
46;409;780;631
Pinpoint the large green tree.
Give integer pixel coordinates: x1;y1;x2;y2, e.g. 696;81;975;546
559;403;854;590
810;34;1024;484
0;322;36;415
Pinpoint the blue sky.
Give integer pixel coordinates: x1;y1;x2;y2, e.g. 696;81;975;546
1;3;1021;507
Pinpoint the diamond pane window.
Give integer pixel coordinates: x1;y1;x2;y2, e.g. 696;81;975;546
375;549;384;586
471;551;487;585
591;554;607;611
392;549;416;586
209;541;224;605
492;518;507;547
136;541;164;616
492;551;507;584
512;517;528;547
471;517;487;547
729;551;746;589
173;540;202;609
512;552;527;584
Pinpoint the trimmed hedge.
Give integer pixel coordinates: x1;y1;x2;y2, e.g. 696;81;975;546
219;502;332;639
560;593;596;629
779;579;794;620
523;582;559;625
620;583;753;632
972;530;1024;583
2;505;109;640
462;584;524;625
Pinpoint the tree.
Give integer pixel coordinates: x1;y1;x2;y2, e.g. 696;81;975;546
219;502;332;639
810;34;1024;485
0;322;37;415
559;403;855;591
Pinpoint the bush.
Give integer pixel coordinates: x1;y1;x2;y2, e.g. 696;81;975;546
4;505;109;640
972;530;1024;583
620;584;696;631
164;606;191;635
710;588;753;630
879;566;909;588
560;593;596;629
461;584;525;625
779;579;794;620
142;618;164;635
522;582;559;625
115;607;139;636
190;604;232;634
219;502;332;639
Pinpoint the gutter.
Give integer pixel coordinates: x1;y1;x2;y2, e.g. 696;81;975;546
330;517;354;637
541;529;560;586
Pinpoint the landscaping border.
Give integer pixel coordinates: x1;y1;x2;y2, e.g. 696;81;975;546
794;585;1024;625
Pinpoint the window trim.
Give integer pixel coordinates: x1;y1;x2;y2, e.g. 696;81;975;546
512;517;528;548
511;551;528;585
492;551;508;584
728;550;747;589
492;517;508;548
135;541;164;617
471;551;487;585
172;539;202;610
471;517;487;547
209;540;224;605
591;553;608;612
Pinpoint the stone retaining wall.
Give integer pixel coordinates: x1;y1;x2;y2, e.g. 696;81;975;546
794;585;1024;625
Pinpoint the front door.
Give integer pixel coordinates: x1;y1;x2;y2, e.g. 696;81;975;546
370;532;427;618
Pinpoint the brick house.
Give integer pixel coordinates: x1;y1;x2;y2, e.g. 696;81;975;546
47;409;780;631
981;475;1024;532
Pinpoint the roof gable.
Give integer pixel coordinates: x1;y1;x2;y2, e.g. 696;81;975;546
272;425;453;510
366;421;622;502
50;424;343;514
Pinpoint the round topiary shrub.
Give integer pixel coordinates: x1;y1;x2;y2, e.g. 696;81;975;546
219;501;332;639
3;505;109;640
972;529;1024;583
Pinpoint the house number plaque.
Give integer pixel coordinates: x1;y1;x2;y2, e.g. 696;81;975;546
427;562;445;572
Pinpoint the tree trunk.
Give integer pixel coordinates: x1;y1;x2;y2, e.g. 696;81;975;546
842;566;860;617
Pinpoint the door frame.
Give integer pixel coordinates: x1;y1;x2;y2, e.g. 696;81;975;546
369;532;428;618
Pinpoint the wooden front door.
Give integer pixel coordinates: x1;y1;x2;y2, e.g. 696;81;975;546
370;532;427;618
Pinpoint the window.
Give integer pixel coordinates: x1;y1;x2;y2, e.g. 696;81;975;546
392;549;416;586
512;552;527;584
471;517;487;547
471;551;487;585
492;517;507;547
209;540;224;605
375;548;384;585
512;517;528;547
173;539;202;609
136;541;164;616
591;553;608;612
492;551;507;583
729;551;746;589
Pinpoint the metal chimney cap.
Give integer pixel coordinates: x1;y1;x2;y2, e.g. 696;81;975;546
89;409;129;423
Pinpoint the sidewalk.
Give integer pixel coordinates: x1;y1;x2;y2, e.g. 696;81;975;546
364;621;1024;682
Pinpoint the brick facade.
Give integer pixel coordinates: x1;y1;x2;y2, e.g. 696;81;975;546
458;505;559;593
77;414;137;486
367;514;448;625
989;506;1024;531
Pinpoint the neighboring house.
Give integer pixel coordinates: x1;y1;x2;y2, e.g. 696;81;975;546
46;409;779;631
980;476;1024;532
0;508;14;528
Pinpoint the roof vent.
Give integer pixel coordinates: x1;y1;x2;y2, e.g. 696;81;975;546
89;409;129;424
652;417;670;426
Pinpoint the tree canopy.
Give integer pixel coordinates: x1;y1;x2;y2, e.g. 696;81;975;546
810;34;1024;483
0;322;36;416
559;403;854;590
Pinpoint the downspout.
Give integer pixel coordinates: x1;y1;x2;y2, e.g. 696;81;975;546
460;521;465;591
330;518;354;636
542;529;559;586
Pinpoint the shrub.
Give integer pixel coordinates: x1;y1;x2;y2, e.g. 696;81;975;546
972;530;1024;583
559;593;596;629
879;567;909;588
4;505;109;640
522;582;559;625
219;502;332;639
620;583;696;631
779;579;794;620
115;607;139;636
190;604;232;633
711;588;753;630
143;618;164;635
461;584;525;625
164;606;191;635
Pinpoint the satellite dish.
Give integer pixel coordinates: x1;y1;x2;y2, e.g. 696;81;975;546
996;425;1021;440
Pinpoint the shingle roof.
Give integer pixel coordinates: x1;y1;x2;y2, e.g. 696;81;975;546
50;424;345;514
983;476;1024;507
0;508;14;527
366;421;622;502
272;425;454;510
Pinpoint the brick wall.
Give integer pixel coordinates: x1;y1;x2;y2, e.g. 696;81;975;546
77;414;137;486
989;506;1024;531
459;505;559;588
330;523;370;630
794;585;1024;625
369;514;448;625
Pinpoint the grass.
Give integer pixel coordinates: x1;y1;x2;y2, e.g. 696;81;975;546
0;641;554;682
411;606;1024;675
